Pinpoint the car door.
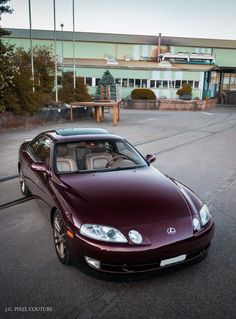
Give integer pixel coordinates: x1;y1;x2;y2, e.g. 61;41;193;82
27;135;54;208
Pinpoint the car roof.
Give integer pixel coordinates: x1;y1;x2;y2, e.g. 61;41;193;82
44;128;122;142
56;128;109;136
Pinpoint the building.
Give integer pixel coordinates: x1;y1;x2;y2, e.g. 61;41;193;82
3;28;236;104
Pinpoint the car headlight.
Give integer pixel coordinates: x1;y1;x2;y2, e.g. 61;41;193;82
80;224;128;243
199;204;211;226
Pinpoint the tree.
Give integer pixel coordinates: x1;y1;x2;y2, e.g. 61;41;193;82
2;46;55;114
0;0;14;111
59;72;92;104
0;0;13;37
0;41;16;111
96;70;116;100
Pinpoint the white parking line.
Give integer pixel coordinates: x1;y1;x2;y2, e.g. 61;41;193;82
201;112;214;116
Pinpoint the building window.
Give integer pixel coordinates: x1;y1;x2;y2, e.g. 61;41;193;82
163;80;168;88
135;79;141;87
122;79;128;87
96;78;101;86
194;81;199;89
150;80;155;88
175;80;181;88
188;81;193;87
115;78;121;85
86;77;92;86
142;79;147;88
129;79;134;87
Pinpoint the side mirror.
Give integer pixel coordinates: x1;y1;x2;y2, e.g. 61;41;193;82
31;162;49;173
146;154;156;164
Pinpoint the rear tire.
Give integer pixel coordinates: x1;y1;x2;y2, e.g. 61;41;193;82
53;210;71;265
19;168;31;197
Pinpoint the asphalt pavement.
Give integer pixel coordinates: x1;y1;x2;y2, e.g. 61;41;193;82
0;106;236;319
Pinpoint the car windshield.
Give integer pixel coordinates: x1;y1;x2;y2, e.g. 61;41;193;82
54;139;147;174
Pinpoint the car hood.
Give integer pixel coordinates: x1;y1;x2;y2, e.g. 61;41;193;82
56;166;194;245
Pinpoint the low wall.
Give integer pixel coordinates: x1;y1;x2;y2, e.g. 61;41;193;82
0;112;45;131
124;99;160;110
124;98;217;111
0;107;91;131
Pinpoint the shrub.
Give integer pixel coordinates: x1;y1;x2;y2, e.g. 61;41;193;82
131;89;156;100
59;72;92;104
176;83;192;96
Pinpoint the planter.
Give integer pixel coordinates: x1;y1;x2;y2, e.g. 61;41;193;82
179;94;192;100
124;99;160;109
123;98;217;111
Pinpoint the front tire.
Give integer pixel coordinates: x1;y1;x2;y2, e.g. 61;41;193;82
19;168;31;197
53;211;71;265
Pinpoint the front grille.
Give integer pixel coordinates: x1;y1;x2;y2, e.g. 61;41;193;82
101;245;210;274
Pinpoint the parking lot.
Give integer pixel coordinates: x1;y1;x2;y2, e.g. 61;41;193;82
0;106;236;319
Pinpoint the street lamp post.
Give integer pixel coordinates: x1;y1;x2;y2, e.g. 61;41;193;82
72;0;76;91
53;0;58;103
28;0;35;92
60;23;64;76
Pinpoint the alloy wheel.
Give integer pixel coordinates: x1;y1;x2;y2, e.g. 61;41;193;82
53;213;66;260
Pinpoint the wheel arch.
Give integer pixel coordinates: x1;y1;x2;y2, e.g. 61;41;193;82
50;207;58;227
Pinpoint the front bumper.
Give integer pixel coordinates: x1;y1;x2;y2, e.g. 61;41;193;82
68;219;214;275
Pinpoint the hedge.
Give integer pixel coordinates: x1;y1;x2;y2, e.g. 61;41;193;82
131;89;156;100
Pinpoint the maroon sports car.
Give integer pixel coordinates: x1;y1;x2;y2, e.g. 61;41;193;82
18;128;214;277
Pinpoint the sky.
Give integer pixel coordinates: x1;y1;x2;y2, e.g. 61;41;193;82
1;0;236;40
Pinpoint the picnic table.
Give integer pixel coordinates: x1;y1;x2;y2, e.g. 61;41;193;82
69;100;121;126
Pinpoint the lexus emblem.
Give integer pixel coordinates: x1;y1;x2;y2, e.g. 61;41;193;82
167;227;176;235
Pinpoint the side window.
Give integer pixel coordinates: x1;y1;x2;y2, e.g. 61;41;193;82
30;137;41;153
30;136;51;164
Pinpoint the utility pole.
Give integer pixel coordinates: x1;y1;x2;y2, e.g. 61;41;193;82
28;0;35;92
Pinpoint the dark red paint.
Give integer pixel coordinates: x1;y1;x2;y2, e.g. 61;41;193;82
18;129;214;276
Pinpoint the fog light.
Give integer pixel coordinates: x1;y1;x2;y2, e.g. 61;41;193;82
193;218;201;232
129;230;143;244
85;256;101;270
